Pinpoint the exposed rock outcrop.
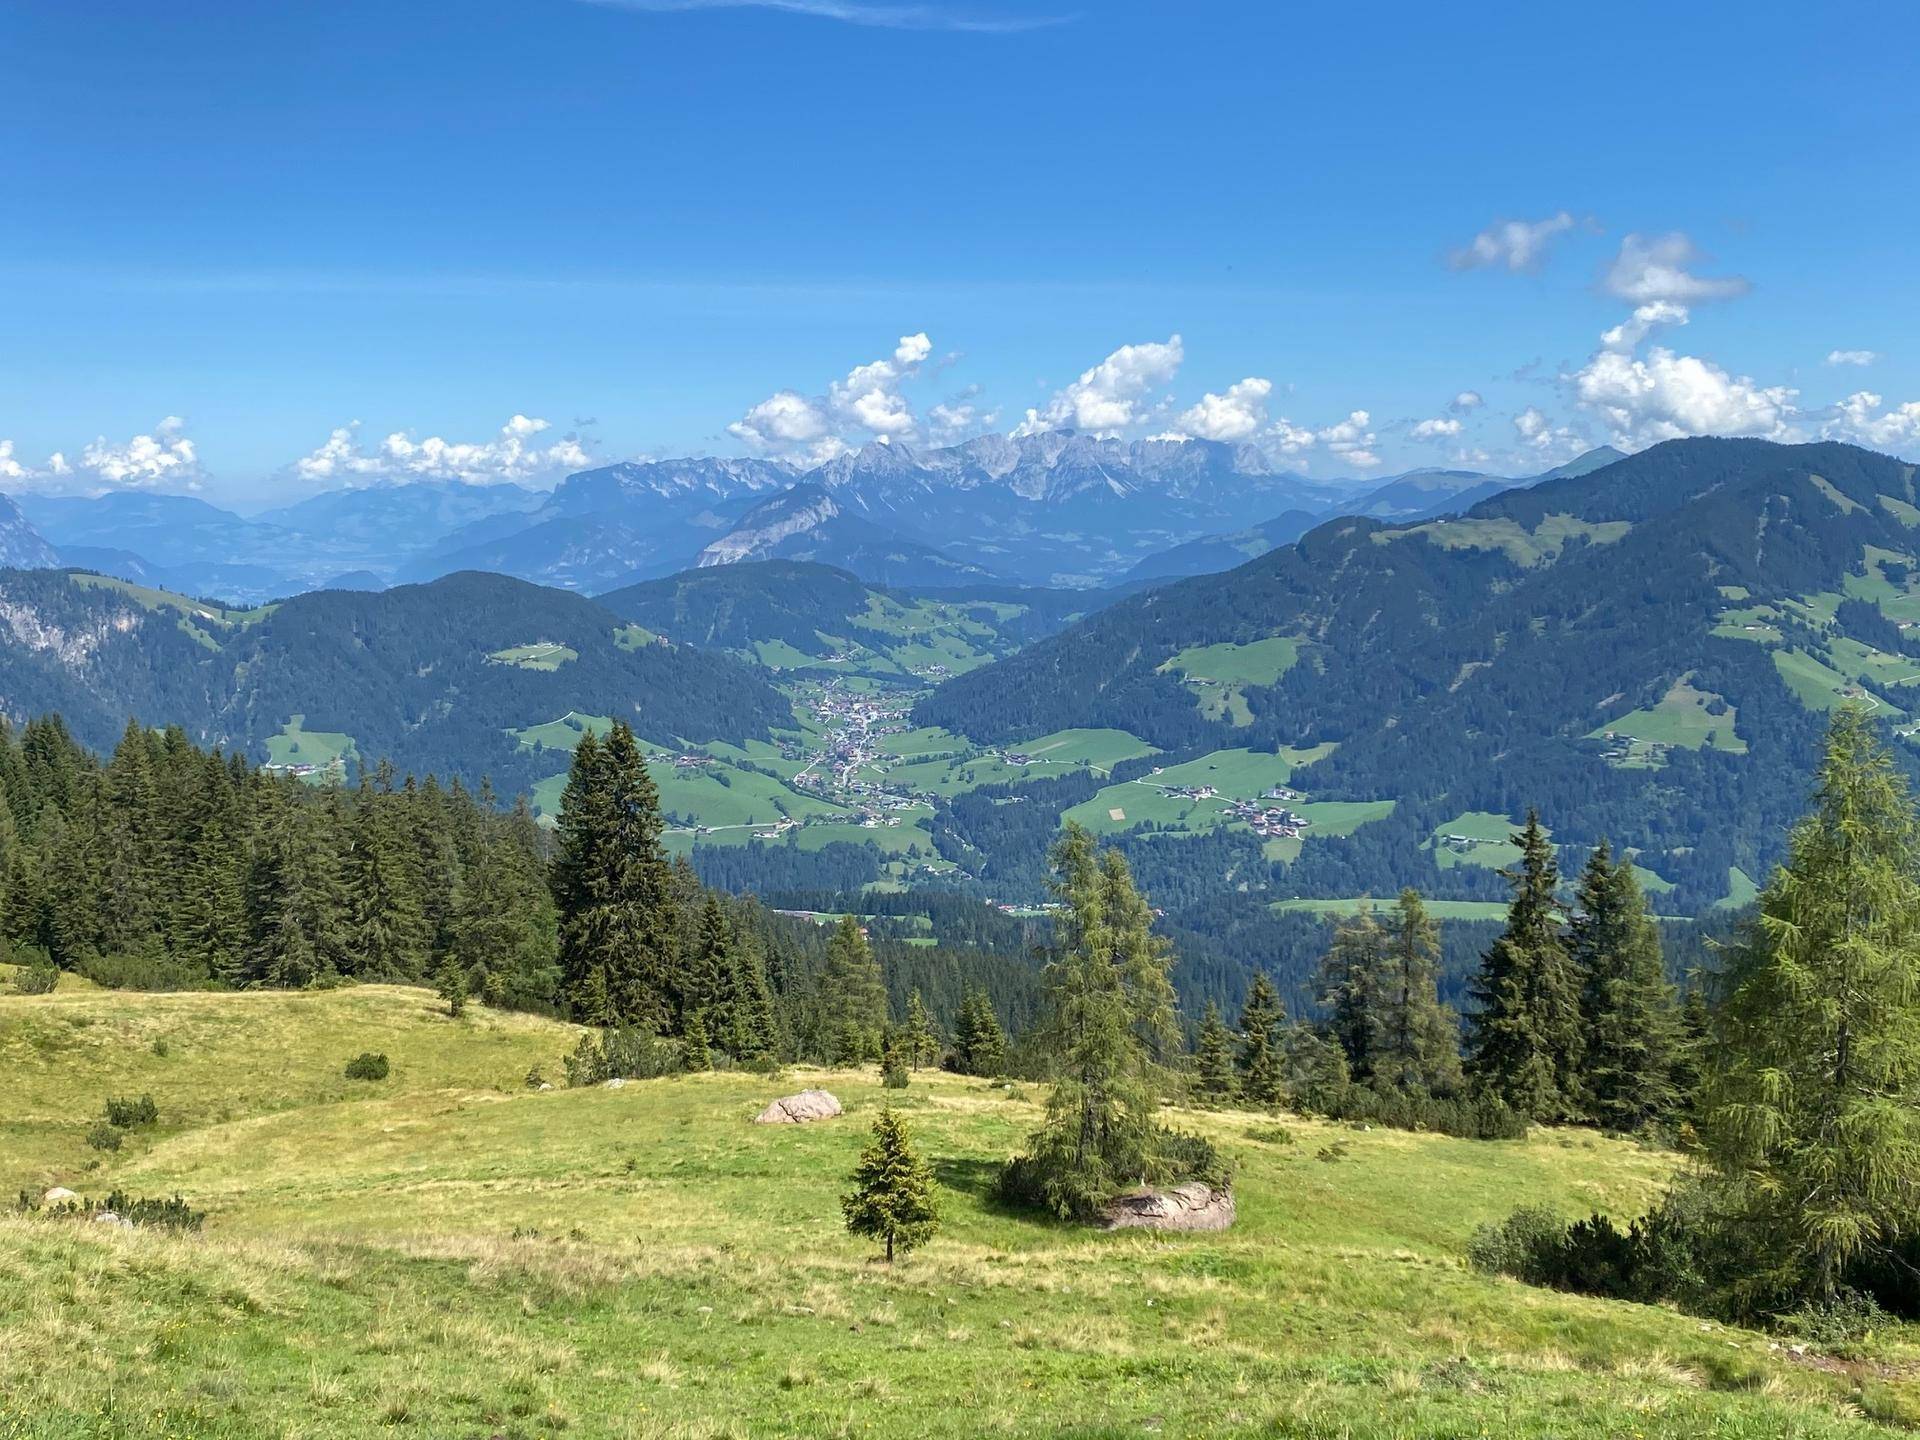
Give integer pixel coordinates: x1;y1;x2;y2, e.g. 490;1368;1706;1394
753;1089;842;1125
1101;1183;1234;1232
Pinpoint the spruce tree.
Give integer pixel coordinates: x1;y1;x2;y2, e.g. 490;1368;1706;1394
1374;888;1464;1097
1192;1000;1239;1104
819;915;888;1064
1465;810;1582;1121
1237;972;1286;1107
550;723;679;1030
954;987;1007;1076
842;1109;939;1262
903;989;940;1070
1569;841;1678;1129
681;1008;713;1071
1316;905;1386;1084
1704;708;1920;1300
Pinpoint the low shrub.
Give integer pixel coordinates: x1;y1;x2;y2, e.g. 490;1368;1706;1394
13;962;58;996
997;1125;1229;1221
343;1052;390;1081
22;1188;204;1231
563;1027;682;1086
77;950;212;992
84;1122;123;1153
1307;1083;1528;1140
103;1095;158;1129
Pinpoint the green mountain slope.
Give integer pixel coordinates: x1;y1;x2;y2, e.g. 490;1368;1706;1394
918;438;1920;912
598;560;1098;680
0;569;791;797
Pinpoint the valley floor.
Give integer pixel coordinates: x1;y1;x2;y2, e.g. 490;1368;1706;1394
2;985;1916;1438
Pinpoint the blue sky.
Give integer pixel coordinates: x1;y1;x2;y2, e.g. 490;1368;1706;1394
3;0;1918;506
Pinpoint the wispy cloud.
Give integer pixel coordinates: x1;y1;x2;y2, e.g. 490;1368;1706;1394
579;0;1069;34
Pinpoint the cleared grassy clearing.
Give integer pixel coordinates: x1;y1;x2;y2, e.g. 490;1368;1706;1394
5;984;1900;1438
1590;678;1747;754
487;641;579;671
262;715;357;780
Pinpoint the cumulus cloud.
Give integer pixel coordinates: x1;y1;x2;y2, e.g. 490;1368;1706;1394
926;391;997;446
729;333;935;462
0;418;206;495
1572;346;1798;448
294;415;592;486
1451;390;1484;412
1177;376;1272;442
1603;233;1749;306
1827;349;1880;367
1411;416;1464;441
1512;405;1585;458
1315;410;1380;469
1448;212;1576;273
1014;335;1184;437
1599;300;1691;353
1823;391;1920;454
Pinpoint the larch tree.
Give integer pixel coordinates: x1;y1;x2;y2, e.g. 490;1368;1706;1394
1465;810;1582;1121
1704;708;1920;1302
1016;823;1178;1218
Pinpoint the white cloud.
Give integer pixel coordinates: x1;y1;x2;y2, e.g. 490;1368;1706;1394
1512;405;1584;458
1572;345;1798;448
0;418;208;495
294;415;592;486
1448;212;1576;273
1177;376;1272;442
1603;233;1749;306
730;333;934;460
926;393;997;446
1265;418;1319;456
1013;335;1184;437
1316;410;1380;469
1827;349;1880;367
579;0;1067;35
1451;390;1484;412
1599;300;1691;352
1411;417;1464;441
1823;391;1920;453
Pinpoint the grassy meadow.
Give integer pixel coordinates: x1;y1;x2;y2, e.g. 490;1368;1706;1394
4;984;1919;1437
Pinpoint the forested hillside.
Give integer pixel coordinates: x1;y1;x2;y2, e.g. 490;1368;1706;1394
0;569;791;797
920;438;1920;914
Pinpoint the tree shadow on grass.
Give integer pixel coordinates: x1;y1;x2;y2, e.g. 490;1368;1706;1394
931;1156;1073;1229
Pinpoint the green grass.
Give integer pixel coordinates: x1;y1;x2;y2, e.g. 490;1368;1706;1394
1272;896;1511;920
1063;748;1382;842
262;715;357;782
612;622;657;651
508;711;614;754
1774;647;1908;720
1160;638;1302;726
1427;811;1534;871
1385;513;1632;567
487;641;579;671
1718;865;1762;911
1162;637;1301;687
883;727;1160;798
1589;677;1747;754
2;984;1909;1437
